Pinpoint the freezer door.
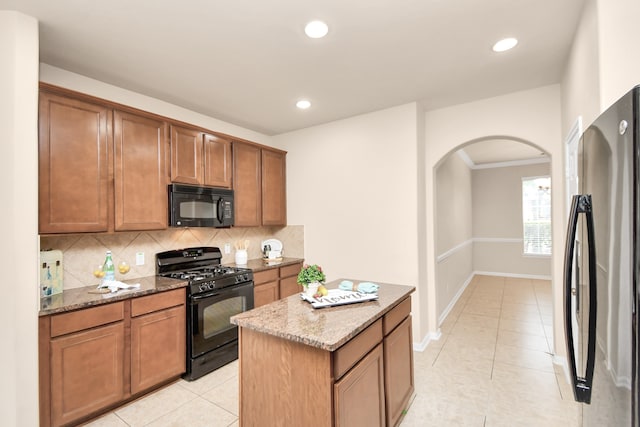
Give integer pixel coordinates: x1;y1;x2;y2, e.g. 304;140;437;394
567;87;636;426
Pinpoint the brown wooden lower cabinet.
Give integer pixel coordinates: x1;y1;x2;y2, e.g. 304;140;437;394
384;316;414;426
130;305;186;395
334;343;386;427
50;322;125;426
39;288;186;427
252;261;303;307
238;296;414;427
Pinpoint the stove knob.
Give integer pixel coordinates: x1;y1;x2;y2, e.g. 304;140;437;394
199;284;207;292
208;283;215;290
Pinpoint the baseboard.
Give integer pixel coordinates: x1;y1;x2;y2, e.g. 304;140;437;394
438;273;474;325
473;270;552;281
413;329;442;352
553;354;571;385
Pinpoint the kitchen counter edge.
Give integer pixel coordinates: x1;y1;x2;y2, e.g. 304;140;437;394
39;276;188;316
230;279;415;352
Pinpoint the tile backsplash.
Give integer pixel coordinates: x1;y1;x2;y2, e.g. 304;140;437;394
40;225;304;290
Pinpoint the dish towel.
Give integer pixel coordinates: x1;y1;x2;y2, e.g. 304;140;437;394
339;280;379;294
98;280;141;293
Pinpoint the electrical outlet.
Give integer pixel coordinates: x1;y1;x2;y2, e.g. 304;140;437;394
136;252;145;266
224;243;231;254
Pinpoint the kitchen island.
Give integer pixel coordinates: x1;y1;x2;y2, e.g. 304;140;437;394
230;279;415;427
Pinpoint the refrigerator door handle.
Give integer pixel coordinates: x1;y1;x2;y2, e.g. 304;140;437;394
563;194;597;404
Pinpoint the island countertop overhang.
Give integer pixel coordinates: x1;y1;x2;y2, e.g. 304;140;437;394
230;278;415;351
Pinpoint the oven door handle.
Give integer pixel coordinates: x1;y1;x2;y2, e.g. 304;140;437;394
191;290;222;302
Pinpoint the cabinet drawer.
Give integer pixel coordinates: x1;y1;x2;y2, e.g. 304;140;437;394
253;268;279;285
51;302;124;338
131;288;185;317
383;297;411;336
131;288;186;317
334;319;382;380
280;262;302;279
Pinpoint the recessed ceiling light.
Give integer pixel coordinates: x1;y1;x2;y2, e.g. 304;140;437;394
305;20;329;39
296;99;311;109
492;37;518;52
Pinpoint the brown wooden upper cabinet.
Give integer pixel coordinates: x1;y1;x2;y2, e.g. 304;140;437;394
38;86;169;234
38;91;111;233
233;142;287;226
170;125;232;188
113;110;168;231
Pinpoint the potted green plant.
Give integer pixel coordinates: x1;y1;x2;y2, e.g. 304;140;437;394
297;264;326;297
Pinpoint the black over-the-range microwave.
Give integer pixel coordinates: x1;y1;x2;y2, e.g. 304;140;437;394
169;184;234;227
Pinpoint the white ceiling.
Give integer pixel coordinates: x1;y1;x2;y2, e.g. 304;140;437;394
2;0;585;136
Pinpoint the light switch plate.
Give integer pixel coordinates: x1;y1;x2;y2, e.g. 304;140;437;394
224;243;231;254
136;252;145;266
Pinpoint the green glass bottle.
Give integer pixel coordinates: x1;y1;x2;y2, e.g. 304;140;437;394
103;251;115;282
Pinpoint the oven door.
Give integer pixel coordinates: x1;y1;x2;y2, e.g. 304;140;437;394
189;281;254;358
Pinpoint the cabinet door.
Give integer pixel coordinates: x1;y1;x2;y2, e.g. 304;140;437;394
114;110;168;230
261;149;287;225
383;316;414;427
38;92;110;233
171;125;203;185
130;305;186;394
254;281;279;308
204;134;232;188
50;322;125;426
233;142;262;226
334;343;385;427
280;275;301;299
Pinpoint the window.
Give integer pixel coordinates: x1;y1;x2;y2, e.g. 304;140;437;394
522;176;551;255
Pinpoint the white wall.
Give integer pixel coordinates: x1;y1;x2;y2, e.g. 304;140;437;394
273;103;423;338
424;85;563;353
561;0;600;135
435;152;473;321
472;162;552;278
0;11;40;427
596;0;640;111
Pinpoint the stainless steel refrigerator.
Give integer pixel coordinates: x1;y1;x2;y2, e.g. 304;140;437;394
564;85;639;426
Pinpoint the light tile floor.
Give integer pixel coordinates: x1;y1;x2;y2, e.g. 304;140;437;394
84;275;581;427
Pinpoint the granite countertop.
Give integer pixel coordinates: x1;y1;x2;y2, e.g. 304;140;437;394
39;276;188;316
230;278;415;352
225;257;304;273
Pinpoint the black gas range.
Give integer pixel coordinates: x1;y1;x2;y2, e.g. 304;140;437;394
156;247;254;381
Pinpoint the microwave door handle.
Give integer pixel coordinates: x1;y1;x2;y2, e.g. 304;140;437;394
217;197;224;223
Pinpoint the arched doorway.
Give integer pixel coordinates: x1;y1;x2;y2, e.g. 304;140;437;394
433;136;554;349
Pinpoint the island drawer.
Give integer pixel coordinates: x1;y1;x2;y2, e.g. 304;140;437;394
333;318;383;379
50;302;125;338
253;268;279;285
383;297;411;336
131;288;185;317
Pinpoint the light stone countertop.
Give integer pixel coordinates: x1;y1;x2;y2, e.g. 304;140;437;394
230;278;415;351
224;257;304;272
39;276;188;316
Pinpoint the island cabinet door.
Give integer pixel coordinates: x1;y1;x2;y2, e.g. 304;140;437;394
334;343;386;427
383;315;414;427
